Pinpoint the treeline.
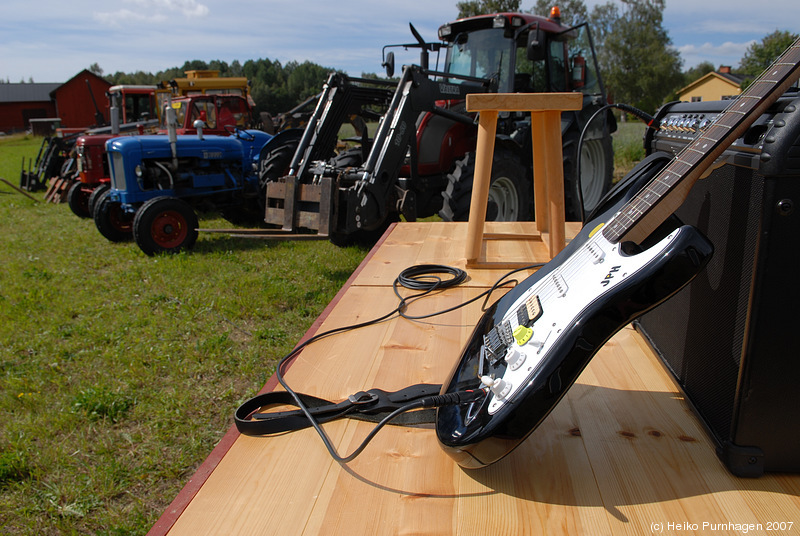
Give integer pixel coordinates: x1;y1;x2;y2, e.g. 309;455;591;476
104;58;345;116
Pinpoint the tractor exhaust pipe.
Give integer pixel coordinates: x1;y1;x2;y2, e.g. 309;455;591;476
166;105;179;170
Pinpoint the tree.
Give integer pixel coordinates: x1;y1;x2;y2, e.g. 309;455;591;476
738;30;799;88
457;0;520;18
89;63;104;77
590;0;683;114
683;61;716;84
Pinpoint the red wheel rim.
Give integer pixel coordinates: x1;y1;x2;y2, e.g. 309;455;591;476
150;210;188;248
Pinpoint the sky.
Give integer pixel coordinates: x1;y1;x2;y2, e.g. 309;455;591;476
1;0;798;85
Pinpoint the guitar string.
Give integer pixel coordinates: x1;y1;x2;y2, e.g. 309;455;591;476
603;45;800;243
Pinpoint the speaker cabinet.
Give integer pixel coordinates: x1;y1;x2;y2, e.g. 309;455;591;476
637;101;800;477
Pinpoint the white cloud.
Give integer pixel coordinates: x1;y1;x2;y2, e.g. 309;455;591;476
678;41;756;58
93;9;167;26
93;0;208;27
146;0;209;18
677;40;758;68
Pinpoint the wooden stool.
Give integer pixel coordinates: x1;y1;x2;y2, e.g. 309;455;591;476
464;93;583;268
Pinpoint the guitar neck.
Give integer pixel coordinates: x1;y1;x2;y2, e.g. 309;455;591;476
604;37;800;246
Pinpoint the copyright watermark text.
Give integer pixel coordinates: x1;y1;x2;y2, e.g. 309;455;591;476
650;521;794;533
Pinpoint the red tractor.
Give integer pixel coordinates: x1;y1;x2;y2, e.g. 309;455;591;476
261;9;616;244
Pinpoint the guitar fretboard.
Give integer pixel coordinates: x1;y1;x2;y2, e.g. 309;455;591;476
603;38;800;245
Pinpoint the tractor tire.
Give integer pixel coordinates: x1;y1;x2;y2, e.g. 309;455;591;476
133;196;198;256
93;189;134;242
67;181;93;219
330;146;365;169
439;147;532;222
563;131;614;221
88;183;110;217
259;137;301;189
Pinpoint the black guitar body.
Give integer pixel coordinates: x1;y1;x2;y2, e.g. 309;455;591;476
435;156;714;469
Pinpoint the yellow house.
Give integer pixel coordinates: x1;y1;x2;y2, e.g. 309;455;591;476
677;66;745;102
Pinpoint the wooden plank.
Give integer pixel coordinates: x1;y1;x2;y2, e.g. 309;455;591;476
156;222;800;536
165;285;494;535
352;221;581;288
466;92;583;113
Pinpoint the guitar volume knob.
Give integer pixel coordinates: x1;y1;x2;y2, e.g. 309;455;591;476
481;376;512;398
506;348;527;371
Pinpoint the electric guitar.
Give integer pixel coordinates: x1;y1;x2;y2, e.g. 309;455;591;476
436;38;800;469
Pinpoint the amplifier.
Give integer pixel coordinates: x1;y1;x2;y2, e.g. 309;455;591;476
636;89;800;477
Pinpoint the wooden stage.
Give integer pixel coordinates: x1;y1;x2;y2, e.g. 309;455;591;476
149;222;800;535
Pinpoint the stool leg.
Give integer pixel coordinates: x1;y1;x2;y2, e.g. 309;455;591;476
465;111;498;263
531;112;549;234
542;111;565;255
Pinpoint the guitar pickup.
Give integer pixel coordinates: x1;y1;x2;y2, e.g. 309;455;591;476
516;295;542;327
586;241;605;264
552;273;568;297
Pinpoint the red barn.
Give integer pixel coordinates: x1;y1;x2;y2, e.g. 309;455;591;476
0;82;59;133
0;70;113;134
51;70;112;132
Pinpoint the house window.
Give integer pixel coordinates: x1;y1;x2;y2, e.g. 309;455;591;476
691;96;702;102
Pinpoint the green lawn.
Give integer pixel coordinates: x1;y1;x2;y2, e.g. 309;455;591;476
0;134;368;535
611;120;647;181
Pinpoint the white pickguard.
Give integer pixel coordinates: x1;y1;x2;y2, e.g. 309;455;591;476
483;226;682;414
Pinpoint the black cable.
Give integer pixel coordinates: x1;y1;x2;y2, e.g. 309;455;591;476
575;102;657;223
266;262;545;463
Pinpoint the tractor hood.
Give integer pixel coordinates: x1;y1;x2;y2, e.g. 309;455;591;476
106;130;272;161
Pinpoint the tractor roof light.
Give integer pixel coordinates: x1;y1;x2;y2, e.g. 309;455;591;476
549;6;562;22
492;15;506;29
439;24;451;39
511;16;524;27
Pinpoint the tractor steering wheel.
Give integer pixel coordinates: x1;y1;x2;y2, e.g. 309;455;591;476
225;124;255;141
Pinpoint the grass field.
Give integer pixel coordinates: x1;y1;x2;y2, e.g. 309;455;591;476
0;134;368;535
0;124;645;535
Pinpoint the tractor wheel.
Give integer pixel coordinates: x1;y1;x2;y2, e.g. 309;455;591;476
133;196;198;256
439;146;532;222
88;183;110;217
93;189;134;242
67;181;93;218
258;136;301;191
330;146;365;169
563;131;614;221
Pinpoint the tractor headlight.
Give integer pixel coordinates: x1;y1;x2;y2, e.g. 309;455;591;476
135;164;143;178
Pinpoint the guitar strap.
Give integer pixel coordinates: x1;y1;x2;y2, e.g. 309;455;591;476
235;383;442;436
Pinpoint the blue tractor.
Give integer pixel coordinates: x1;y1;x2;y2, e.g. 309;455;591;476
92;113;293;255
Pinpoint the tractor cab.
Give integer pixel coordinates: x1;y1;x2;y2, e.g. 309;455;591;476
158;94;254;136
438;9;606;100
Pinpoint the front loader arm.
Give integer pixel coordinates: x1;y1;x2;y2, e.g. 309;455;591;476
351;65;491;230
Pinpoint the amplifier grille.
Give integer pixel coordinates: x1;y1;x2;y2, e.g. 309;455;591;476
637;165;762;443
